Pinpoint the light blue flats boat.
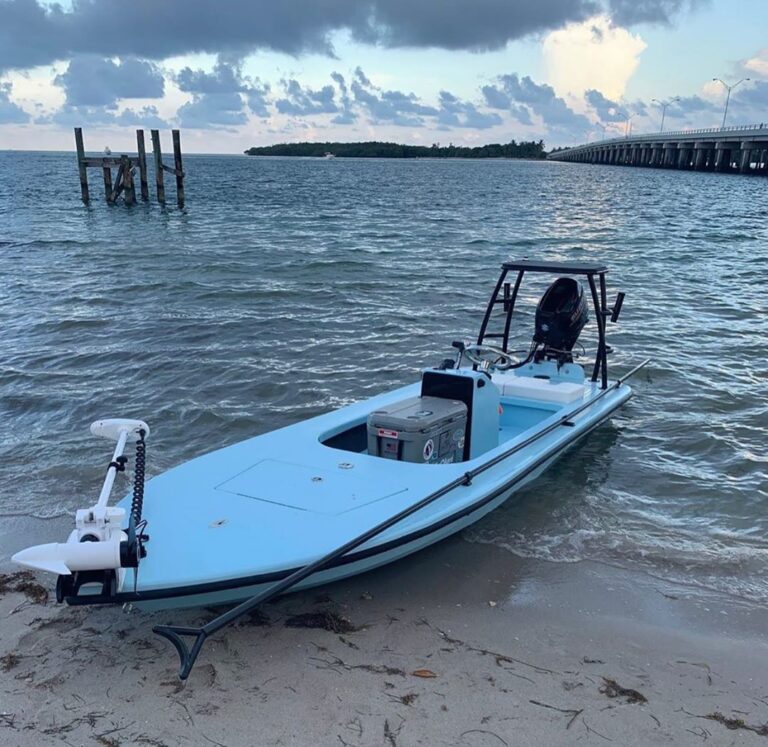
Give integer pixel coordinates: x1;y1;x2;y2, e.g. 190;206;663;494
12;259;649;679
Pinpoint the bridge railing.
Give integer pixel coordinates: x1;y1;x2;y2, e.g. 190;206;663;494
551;123;768;156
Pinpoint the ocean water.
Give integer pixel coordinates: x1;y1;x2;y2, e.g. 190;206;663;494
1;151;766;603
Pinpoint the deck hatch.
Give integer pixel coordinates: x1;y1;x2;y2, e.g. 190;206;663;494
215;459;407;515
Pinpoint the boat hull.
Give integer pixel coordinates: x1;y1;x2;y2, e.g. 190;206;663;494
69;397;618;611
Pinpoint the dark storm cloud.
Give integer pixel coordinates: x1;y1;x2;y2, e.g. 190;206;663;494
54;56;164;107
584;89;626;121
4;0;706;73
0;81;29;123
483;74;591;134
350;0;600;51
275;79;338;116
607;0;708;26
436;91;502;129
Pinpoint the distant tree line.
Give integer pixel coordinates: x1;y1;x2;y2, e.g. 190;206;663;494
244;140;548;159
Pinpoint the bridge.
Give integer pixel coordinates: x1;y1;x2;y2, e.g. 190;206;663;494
547;124;768;175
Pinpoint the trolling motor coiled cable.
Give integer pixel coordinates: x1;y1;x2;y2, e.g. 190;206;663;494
131;428;147;525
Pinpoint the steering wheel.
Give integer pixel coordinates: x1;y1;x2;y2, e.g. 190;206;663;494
462;344;518;371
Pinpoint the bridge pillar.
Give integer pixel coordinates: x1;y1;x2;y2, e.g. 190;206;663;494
694;143;713;170
740;143;754;174
715;141;740;172
663;142;679;168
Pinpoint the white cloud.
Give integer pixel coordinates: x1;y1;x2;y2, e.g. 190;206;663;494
542;15;646;101
743;48;768;79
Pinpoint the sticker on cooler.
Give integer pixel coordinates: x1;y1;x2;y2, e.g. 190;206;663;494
423;439;435;461
378;429;399;439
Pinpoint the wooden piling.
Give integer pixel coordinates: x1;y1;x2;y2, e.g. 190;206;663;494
102;159;113;203
172;129;184;208
74;128;89;204
122;155;136;205
111;159;126;203
151;129;165;204
136;130;149;201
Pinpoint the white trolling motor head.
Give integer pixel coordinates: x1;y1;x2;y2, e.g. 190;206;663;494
12;418;150;598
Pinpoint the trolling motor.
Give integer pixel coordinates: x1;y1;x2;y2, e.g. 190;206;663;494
12;418;150;601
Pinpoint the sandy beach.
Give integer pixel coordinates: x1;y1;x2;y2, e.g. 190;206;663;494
2;520;767;746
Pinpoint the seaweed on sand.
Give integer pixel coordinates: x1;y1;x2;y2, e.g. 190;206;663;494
0;572;48;604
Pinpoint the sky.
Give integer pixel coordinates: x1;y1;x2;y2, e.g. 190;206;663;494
0;0;766;153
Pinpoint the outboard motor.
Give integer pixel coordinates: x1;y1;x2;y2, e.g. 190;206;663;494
534;277;588;363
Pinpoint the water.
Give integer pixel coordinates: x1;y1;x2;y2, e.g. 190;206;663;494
1;151;766;603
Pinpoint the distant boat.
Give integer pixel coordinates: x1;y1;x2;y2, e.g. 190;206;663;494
103;146;112;156
323;152;336;159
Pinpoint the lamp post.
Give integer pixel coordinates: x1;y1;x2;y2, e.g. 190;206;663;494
651;97;680;133
712;78;750;129
624;113;635;138
596;122;608;140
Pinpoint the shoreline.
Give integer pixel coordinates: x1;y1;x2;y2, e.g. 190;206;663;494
2;531;766;745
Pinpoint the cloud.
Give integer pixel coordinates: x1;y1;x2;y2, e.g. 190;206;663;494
731;81;768;121
543;15;646;100
483;73;591;135
39;102;169;128
584;89;626;121
437;91;502;129
351;67;438;126
0;81;29;123
4;0;700;74
275;79;337;116
350;0;601;52
175;58;271;127
177;92;248;129
115;105;169;128
743;48;768;79
665;94;718;117
53;56;164;108
607;0;707;26
330;72;356;124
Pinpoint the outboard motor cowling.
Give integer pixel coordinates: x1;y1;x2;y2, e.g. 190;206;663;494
534;277;588;359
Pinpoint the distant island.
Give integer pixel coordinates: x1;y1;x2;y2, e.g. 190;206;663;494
244;140;547;159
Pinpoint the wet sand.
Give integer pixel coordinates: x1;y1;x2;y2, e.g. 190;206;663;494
1;528;767;746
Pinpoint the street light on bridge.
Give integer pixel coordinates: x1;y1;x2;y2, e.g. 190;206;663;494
623;113;635;138
651;97;680;133
712;78;750;129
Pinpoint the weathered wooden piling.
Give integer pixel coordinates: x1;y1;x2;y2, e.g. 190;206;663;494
150;129;165;204
74;127;89;204
172;129;184;208
136;130;149;201
73;127;186;206
122;154;136;205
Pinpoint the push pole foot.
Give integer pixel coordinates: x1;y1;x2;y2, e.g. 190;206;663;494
153;624;208;680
